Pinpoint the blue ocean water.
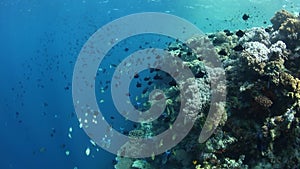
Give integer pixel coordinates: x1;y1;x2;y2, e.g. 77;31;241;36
0;0;299;169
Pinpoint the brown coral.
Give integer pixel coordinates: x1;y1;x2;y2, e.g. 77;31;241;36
278;17;300;49
254;95;273;108
279;72;300;99
271;10;300;49
279;18;300;37
128;129;145;139
271;10;296;30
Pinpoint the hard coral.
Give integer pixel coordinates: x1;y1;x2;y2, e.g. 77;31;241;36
243;42;270;63
278;17;300;49
279;72;300;99
114;10;300;169
269;41;287;59
271;10;296;30
239;27;271;46
254;95;273;108
270;10;300;49
241;42;269;74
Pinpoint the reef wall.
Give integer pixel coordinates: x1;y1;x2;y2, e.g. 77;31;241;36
114;10;300;169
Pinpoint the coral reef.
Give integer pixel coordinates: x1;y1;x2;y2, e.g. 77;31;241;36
271;10;300;49
270;10;296;30
207;10;300;169
239;27;271;46
114;10;300;169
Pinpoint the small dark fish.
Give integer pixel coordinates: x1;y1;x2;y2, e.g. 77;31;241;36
110;64;117;68
144;77;150;81
44;102;48;107
265;28;271;32
168;80;177;86
233;44;244;51
224;29;233;36
150;68;160;73
218;49;227;56
195;71;205;78
103;85;108;90
61;144;66;149
153;74;163;80
235;30;245;37
224;29;230;33
142;88;148;94
134;73;139;78
242;14;250;21
136;82;142;88
112;159;117;165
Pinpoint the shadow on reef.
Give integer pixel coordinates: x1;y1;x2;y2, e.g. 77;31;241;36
114;10;300;169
